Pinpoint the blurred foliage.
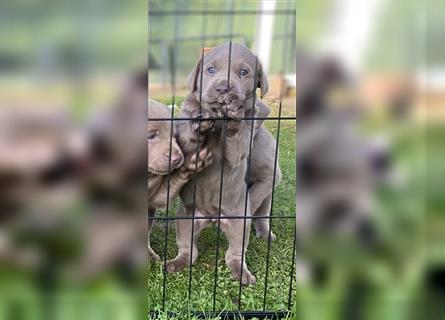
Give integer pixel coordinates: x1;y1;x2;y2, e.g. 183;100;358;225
367;0;445;70
1;0;146;73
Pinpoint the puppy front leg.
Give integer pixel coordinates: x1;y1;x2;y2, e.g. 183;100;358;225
166;206;210;272
148;208;160;261
224;121;251;168
149;174;188;209
222;215;256;285
176;103;214;156
165;217;196;272
223;101;254;167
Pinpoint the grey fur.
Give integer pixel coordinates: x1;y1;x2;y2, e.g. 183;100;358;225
148;99;212;261
166;43;279;285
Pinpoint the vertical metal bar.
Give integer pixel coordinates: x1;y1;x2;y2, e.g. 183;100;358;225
160;0;182;311
199;1;209;112
262;0;292;311
237;57;260;310
288;224;297;309
287;6;298;311
187;0;209;306
209;3;223;312
211;96;227;311
212;0;235;312
262;101;283;311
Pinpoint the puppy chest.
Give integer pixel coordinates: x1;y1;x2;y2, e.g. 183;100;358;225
183;167;248;214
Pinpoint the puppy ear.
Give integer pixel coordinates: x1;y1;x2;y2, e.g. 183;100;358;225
256;60;269;97
186;57;203;92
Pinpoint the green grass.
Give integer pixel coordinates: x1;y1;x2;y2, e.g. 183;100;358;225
148;101;297;318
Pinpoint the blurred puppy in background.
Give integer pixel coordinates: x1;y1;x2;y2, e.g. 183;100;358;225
295;54;394;286
74;71;149;280
0;108;88;269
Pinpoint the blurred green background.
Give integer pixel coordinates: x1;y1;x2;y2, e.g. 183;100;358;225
0;0;443;319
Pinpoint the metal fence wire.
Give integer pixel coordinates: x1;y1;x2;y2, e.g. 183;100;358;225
148;1;296;319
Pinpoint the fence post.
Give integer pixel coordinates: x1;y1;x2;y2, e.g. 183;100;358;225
253;0;276;74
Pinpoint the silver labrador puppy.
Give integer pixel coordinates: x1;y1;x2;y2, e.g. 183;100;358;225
148;99;212;260
166;43;270;285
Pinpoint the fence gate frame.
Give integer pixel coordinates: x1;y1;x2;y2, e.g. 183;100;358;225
148;1;296;319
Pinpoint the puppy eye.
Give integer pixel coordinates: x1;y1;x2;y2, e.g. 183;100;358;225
207;66;216;74
239;68;249;76
147;131;158;140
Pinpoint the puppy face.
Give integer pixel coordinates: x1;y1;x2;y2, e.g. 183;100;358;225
187;43;268;110
148;100;183;175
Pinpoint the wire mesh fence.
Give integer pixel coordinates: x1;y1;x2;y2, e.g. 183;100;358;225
148;1;296;318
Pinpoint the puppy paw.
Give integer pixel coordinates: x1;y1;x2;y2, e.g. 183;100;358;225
148;247;160;262
225;99;245;120
191;110;215;134
204;102;224;118
227;258;256;285
255;230;277;242
165;256;190;273
226;119;243;136
233;267;256;286
242;269;257;286
181;147;213;177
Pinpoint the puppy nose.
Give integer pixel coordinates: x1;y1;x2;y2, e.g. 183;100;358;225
214;80;230;94
171;153;183;166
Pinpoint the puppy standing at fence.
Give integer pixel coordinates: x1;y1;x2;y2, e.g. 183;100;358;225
148;99;212;260
166;43;279;285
